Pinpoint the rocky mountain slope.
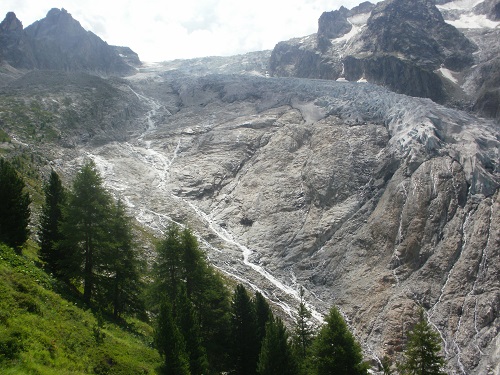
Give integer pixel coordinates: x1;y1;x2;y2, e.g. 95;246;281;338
270;0;500;120
0;9;138;78
0;2;499;374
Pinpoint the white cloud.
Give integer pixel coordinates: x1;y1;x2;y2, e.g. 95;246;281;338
0;0;381;62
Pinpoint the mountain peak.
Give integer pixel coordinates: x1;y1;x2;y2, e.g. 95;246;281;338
0;12;23;33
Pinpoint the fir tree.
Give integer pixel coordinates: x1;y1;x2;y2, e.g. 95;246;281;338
0;158;31;251
398;308;446;375
38;170;65;275
176;285;209;375
230;284;259;375
309;307;368;375
155;224;183;304
152;223;232;372
180;227;205;302
100;199;145;318
155;300;190;375
254;291;272;348
257;316;298;375
58;161;112;303
293;286;314;359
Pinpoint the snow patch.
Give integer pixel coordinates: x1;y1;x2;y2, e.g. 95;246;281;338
438;67;459;84
437;0;485;11
446;14;500;28
332;23;363;43
348;12;371;26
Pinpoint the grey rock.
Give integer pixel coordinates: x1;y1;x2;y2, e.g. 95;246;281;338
0;9;138;76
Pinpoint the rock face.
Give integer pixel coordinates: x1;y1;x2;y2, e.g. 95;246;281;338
360;0;476;70
0;12;35;69
0;9;138;75
270;0;500;118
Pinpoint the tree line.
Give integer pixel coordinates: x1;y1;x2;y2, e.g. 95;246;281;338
1;157;447;374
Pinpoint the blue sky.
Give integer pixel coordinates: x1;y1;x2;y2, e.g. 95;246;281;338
1;0;381;62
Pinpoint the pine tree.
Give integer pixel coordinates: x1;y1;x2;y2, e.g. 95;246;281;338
180;227;205;302
58;161;112;303
176;284;209;375
309;307;368;375
100;199;145;318
398;308;446;375
254;291;272;348
293;286;314;359
230;284;259;375
196;266;232;373
38;170;65;275
155;300;190;375
257;316;298;375
152;223;232;372
155;224;183;304
0;158;31;251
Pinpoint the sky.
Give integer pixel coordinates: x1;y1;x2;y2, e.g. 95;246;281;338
1;0;381;62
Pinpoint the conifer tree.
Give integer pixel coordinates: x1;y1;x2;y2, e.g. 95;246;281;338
293;286;314;359
196;265;232;372
309;307;368;375
257;316;298;375
230;284;259;375
155;224;183;304
180;227;205;302
58;161;112;303
254;291;272;347
398;308;446;375
100;199;144;318
176;284;209;375
155;300;190;375
0;158;31;251
152;223;232;372
39;170;65;275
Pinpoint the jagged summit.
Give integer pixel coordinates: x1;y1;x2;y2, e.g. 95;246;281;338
0;12;23;33
0;8;139;76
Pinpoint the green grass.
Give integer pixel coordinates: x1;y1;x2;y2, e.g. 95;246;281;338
0;244;161;374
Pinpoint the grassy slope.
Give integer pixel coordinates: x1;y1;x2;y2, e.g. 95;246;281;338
0;244;161;374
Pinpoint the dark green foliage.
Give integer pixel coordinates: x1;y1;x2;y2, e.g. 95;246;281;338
99;199;145;319
195;265;232;372
176;285;210;375
257;316;298;375
0;158;31;250
153;223;232;373
155;301;190;375
58;161;112;303
230;284;259;375
155;224;183;304
398;308;446;375
309;307;368;375
293;287;314;359
0;329;24;362
293;287;315;374
255;291;272;346
38;170;65;275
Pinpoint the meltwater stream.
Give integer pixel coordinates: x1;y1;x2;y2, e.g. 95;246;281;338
84;83;326;326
